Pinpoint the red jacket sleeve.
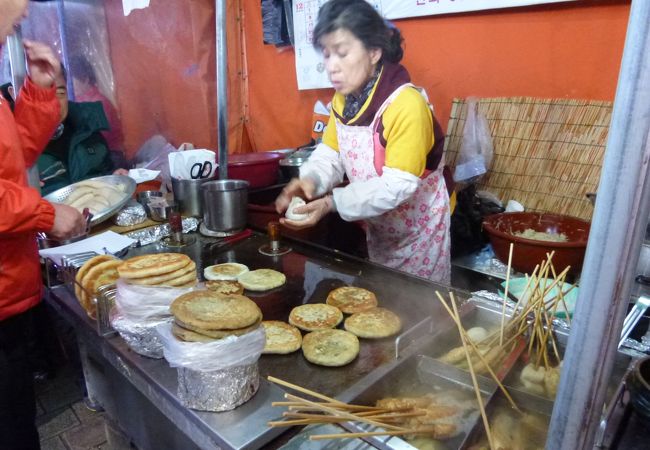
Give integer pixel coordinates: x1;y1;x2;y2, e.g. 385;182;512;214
13;77;60;168
0;180;55;234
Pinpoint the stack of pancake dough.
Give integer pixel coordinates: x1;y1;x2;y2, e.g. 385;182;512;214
75;255;122;318
170;291;262;342
117;253;197;288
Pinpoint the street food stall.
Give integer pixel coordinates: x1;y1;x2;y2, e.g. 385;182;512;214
4;0;650;449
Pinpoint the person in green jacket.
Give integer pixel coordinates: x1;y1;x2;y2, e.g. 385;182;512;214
37;66;126;195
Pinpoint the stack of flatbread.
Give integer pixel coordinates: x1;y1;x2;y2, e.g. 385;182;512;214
117;253;197;288
75;255;122;318
170;291;262;342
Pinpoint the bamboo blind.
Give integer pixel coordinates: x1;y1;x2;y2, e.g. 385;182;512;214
443;97;613;221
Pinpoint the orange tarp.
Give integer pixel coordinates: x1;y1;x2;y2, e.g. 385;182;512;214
104;0;630;157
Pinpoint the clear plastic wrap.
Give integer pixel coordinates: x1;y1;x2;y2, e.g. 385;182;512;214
157;324;265;411
115;279;196;321
157;324;265;371
110;311;170;359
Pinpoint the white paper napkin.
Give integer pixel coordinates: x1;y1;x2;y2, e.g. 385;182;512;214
167;149;217;180
39;231;136;266
128;168;160;184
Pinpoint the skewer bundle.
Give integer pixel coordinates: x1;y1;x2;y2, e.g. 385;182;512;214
267;376;457;441
435;246;572;448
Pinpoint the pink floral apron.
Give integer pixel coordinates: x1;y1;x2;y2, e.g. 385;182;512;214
336;83;451;283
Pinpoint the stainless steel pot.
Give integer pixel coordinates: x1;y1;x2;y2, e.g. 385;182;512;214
37;232;88;249
172;176;216;218
201;180;249;232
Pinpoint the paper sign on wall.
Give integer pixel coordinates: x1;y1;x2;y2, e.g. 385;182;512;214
293;0;577;90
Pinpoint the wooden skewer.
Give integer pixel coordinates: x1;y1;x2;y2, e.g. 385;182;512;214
284;393;407;432
500;243;515;346
435;291;521;413
309;427;441;440
448;292;496;450
268;376;346;406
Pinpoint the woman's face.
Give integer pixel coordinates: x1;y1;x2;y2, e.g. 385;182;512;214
320;28;381;96
0;0;28;44
54;72;68;122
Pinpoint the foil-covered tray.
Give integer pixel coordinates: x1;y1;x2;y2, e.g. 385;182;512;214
177;363;259;412
43;175;136;226
124;217;199;247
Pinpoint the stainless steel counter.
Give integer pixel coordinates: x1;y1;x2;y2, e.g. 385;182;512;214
47;230;467;450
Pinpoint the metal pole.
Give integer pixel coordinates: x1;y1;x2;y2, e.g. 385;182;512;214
7;25;42;193
57;0;74;100
6;25;26;94
216;0;229;180
547;1;650;449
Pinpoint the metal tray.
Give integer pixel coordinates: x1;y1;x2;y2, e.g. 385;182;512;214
342;354;490;450
43;175;136;226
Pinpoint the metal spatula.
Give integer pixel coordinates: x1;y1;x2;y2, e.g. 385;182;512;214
619;295;650;348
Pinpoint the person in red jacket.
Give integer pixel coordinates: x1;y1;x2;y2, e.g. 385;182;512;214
0;1;86;448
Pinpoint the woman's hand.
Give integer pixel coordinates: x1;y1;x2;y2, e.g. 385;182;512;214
279;196;333;230
23;40;62;88
275;178;317;213
112;168;129;176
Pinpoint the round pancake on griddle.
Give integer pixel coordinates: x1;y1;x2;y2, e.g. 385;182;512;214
205;280;244;295
325;286;378;314
118;253;191;279
203;262;249;281
344;307;402;339
125;261;195;285
261;321;302;354
302;329;359;367
237;269;286;291
170;291;261;330
288;304;343;332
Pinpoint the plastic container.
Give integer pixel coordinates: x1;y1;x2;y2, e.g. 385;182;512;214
482;212;590;277
224;152;284;188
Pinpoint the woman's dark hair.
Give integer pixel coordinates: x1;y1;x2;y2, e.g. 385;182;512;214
312;0;403;63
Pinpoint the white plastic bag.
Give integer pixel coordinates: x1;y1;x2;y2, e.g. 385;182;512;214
115;279;196;321
454;97;494;182
157;323;265;372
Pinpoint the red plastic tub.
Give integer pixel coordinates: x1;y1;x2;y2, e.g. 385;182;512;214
482;212;590;277
221;152;284;188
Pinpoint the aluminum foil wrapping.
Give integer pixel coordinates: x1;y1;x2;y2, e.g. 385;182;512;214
177;362;259;412
112;200;147;227
124;217;199;246
470;290;572;331
111;312;172;359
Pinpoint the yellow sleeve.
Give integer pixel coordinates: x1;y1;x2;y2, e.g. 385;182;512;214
321;99;341;152
381;87;434;177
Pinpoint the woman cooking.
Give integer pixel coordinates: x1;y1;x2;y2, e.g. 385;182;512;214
276;0;452;283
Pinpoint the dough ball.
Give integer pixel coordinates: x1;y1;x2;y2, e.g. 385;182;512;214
285;196;309;221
